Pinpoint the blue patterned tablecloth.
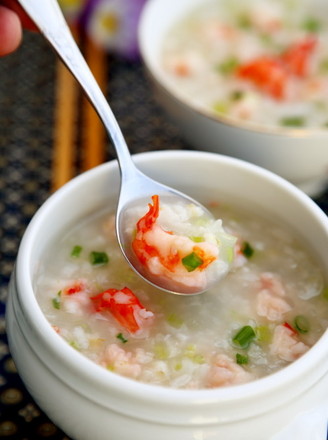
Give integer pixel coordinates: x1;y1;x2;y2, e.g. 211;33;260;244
0;32;327;439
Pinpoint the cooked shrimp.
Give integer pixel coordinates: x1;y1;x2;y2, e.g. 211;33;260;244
207;354;252;387
256;272;291;321
260;272;286;297
62;281;91;316
104;344;142;379
132;195;221;291
90;287;154;336
257;290;291;321
270;324;309;362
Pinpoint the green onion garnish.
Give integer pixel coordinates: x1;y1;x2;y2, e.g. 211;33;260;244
154;343;169;360
255;325;272;344
280;116;305;127
116;333;128;343
237;13;252;29
236;353;249;365
217;57;239;75
232;325;256;349
90;251;109;266
182;252;204;272
294;315;310;334
213;101;229;115
166;313;184;328
319;59;328;73
230;90;244;101
52;290;62;310
71;245;83;258
241;241;254;258
303;17;321;33
190;236;205;243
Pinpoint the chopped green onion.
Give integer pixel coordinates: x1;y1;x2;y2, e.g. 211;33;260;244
52;290;62;310
303;17;321;33
182;252;203;272
213;101;229;115
166;313;184;328
232;325;256;349
116;333;128;343
217;57;239;75
153;342;169;360
174;362;183;371
236;353;249;365
280;116;305;127
71;245;83;258
241;241;254;258
294;315;310;334
319;58;328;73
255;325;272;344
184;345;205;364
230;90;244;101
90;251;109;266
237;13;252;29
189;236;205;243
70;341;80;350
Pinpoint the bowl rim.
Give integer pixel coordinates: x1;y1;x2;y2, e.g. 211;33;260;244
138;0;328;138
13;150;328;415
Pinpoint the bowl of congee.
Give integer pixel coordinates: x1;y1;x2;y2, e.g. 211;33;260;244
138;0;328;196
6;150;328;440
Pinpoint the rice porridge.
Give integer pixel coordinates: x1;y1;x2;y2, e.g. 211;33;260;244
162;0;328;129
35;199;327;389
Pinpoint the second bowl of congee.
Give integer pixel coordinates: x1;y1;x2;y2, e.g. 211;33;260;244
7;151;328;440
139;0;328;194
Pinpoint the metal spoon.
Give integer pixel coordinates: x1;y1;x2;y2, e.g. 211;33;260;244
18;0;215;295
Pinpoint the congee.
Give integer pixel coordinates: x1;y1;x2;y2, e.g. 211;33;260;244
35;197;327;389
161;0;328;129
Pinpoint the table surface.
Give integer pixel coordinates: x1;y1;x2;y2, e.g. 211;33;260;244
1;32;328;440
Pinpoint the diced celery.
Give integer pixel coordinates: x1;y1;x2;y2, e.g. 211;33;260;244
154;343;169;360
255;326;272;344
166;313;184;329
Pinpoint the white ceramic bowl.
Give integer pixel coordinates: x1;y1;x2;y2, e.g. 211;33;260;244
138;0;328;196
6;151;328;440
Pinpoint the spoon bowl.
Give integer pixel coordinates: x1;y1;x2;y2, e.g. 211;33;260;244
18;0;216;295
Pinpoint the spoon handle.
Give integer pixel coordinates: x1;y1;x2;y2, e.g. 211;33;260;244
17;0;136;177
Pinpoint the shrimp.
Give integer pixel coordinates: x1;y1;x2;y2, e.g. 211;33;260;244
61;281;91;316
104;344;142;379
256;273;291;321
270;324;309;362
207;354;252;388
90;287;154;336
131;195;219;291
237;36;318;99
257;290;291;321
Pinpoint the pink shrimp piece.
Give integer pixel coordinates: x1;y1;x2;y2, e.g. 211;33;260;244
104;344;141;379
207;354;252;388
131;195;218;290
90;287;154;335
270;324;309;362
260;272;286;297
63;281;84;295
281;36;317;78
256;272;291;321
257;290;291;321
62;281;90;315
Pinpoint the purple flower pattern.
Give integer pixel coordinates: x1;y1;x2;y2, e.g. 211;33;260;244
59;0;147;59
